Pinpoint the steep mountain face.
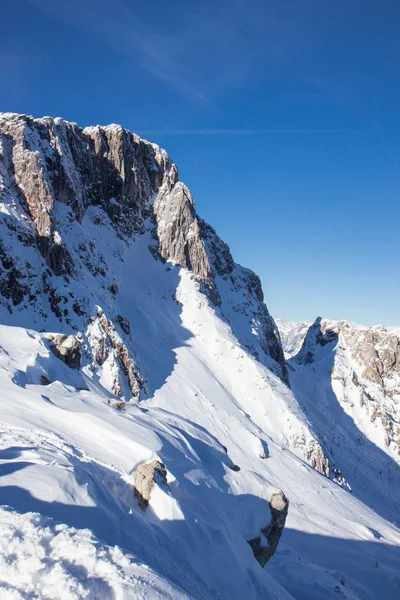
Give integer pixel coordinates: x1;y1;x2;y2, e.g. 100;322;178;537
294;318;400;455
277;317;400;524
1;113;400;599
0;112;287;400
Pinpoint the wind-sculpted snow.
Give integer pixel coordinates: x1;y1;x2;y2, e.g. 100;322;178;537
0;324;305;599
0;506;190;600
1;304;400;597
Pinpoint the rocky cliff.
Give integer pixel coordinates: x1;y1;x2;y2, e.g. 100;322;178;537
0;112;288;400
1;115;400;599
293;317;400;455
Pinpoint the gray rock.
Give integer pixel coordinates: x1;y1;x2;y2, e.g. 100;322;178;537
248;491;289;567
47;334;82;369
154;181;214;289
134;460;169;509
305;440;330;478
111;401;126;411
97;309;144;400
0;112;289;387
294;317;400;454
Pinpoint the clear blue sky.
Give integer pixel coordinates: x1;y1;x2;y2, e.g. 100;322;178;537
1;1;399;325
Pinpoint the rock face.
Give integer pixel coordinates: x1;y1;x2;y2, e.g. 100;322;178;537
286;317;400;458
47;334;82;369
87;308;144;400
248;491;289;567
289;432;331;479
304;439;330;478
294;317;340;365
0;112;288;397
134;460;169;509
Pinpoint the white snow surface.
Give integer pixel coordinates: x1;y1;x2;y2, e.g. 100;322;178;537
1;251;400;598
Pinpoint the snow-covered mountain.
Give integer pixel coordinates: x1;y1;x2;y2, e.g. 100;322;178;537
283;317;400;459
274;319;311;359
277;317;400;518
0;113;399;599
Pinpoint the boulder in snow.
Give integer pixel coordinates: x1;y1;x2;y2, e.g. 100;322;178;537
134;460;169;509
47;334;82;370
248;490;289;567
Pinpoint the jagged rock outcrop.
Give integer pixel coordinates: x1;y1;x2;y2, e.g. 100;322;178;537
291;317;400;456
0;112;288;395
154;180;214;289
134;460;169;509
304;439;330;478
290;432;331;478
87;308;144;399
248;491;289;567
47;333;82;369
295;317;340;365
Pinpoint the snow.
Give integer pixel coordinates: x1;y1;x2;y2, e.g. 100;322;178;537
1;254;400;598
0;111;399;596
0;506;190;600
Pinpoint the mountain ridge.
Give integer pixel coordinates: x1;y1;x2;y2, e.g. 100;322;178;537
0;113;400;599
0;111;288;397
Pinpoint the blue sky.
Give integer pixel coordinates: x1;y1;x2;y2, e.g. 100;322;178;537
1;0;399;325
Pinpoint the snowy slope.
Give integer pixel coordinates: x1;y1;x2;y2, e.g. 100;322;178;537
0;114;400;599
1;283;400;599
287;318;400;462
278;318;400;523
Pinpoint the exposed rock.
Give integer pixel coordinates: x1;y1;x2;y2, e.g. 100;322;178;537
0;112;290;390
86;308;144;400
293;317;400;455
275;319;312;359
111;401;126;411
134;460;169;509
0;266;28;306
305;440;330;478
295;317;340;365
342;325;400;389
248;491;289;567
97;309;144;400
47;334;82;369
154;180;214;290
259;441;269;460
117;315;131;335
291;432;331;478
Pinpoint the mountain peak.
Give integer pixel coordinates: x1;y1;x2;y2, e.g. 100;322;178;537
0;113;288;397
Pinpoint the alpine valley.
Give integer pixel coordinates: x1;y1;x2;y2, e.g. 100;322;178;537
0;113;399;600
